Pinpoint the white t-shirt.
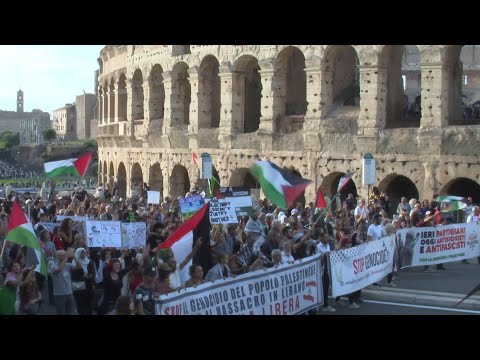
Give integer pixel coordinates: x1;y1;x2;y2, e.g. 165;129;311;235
367;224;386;241
467;214;480;223
354;205;369;220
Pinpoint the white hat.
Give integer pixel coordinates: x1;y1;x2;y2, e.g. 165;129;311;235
291;209;299;215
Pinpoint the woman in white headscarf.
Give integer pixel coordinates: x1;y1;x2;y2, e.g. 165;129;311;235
72;248;95;315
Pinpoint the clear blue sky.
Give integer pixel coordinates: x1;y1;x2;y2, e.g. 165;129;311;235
0;45;104;115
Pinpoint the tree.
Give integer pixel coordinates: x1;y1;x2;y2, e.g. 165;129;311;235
43;129;57;143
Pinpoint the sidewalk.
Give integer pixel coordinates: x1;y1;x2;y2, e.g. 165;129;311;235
362;260;480;310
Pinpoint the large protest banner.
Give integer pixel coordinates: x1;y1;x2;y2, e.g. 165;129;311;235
156;253;323;315
209;198;238;224
330;235;396;297
179;195;205;220
85;221;122;247
217;187;253;217
121;222;147;249
396;223;480;268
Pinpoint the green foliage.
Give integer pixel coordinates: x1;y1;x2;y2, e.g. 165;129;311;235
0;132;20;148
43;129;57;142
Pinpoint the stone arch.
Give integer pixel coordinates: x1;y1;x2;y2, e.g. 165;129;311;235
402;46;422;126
170;164;190;198
233;55;262;133
274;46;307;134
199;55;221;128
324;45;360;107
321;172;358;205
131;162;144;197
171;62;191;126
229;168;260;189
149;64;165;121
109;78;116;123
440;177;480;204
448;45;470;125
132;69;145;121
117;162;127;198
149;163;163;193
109;161;114;187
458;45;480;125
378;174;419;213
103;80;109;123
117;74;127;122
380;45;420;129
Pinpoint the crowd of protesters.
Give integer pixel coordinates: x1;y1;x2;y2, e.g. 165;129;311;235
0;178;478;315
0;159;41;179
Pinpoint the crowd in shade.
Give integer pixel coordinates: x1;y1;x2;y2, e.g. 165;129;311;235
0;176;478;315
0;159;41;179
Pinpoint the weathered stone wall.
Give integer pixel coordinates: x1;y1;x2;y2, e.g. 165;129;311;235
96;45;480;204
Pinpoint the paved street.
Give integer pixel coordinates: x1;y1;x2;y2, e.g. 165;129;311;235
318;299;480;315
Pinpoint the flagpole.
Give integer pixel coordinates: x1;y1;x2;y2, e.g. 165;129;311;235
315;193;339;225
0;238;7;259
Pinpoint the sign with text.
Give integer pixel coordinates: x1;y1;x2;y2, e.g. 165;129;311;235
396;223;480;268
155;253;322;315
200;153;212;179
85;221;122;248
209;198;238;224
147;191;161;204
330;235;396;297
179;195;205;220
217;187;253;217
362;153;376;186
121;222;147;249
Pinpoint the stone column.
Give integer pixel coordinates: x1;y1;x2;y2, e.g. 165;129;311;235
258;61;275;152
303;61;323;151
187;66;200;149
142;76;152;127
98;87;103;125
356;65;387;152
419;63;449;129
161;71;173;147
126;79;135;138
218;64;234;149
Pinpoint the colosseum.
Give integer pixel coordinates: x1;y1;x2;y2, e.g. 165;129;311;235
96;45;480;210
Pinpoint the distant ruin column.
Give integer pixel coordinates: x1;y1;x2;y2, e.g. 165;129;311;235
126;79;135;138
303;62;323;151
161;71;173;148
218;65;234;149
98;87;104;125
420;63;449;129
142;76;152;127
187;66;200;149
258;62;275;152
356;65;387;152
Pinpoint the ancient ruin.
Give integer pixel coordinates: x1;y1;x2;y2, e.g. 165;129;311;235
96;45;480;209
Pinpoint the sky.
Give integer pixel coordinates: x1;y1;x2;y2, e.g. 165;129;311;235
0;45;104;115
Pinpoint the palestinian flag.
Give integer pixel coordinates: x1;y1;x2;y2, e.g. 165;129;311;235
6;201;47;276
316;188;327;209
337;172;355;194
44;152;93;177
156;202;210;283
250;161;312;208
436;195;467;213
192;152;200;168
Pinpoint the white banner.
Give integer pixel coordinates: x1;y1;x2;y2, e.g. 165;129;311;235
156;253;323;315
396;223;480;268
147;191;161;204
209;199;238;224
56;215;87;222
121;222;147;249
330;235;396;297
85;221;122;248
